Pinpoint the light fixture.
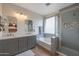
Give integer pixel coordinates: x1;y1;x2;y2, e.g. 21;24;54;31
45;3;51;6
15;11;28;19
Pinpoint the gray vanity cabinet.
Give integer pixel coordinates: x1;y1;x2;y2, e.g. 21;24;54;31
18;37;28;53
0;40;4;56
18;36;36;53
0;35;36;56
6;39;18;55
2;39;18;56
27;36;36;49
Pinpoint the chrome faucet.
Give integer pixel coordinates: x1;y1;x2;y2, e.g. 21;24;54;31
6;33;14;37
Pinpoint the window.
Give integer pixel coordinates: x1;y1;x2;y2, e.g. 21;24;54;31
44;16;58;35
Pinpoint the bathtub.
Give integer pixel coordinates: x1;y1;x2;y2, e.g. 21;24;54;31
37;36;59;53
37;37;51;51
38;37;51;45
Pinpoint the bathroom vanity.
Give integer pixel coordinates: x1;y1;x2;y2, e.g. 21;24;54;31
0;34;36;56
0;13;37;56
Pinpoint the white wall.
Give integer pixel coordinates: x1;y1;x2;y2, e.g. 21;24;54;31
0;4;2;14
0;4;2;37
2;3;43;36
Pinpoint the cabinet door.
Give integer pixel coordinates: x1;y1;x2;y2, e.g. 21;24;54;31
31;36;36;48
0;40;4;56
18;37;28;53
2;39;18;56
27;36;36;49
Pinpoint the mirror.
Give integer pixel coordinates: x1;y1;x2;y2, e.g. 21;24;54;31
7;16;17;33
0;15;17;33
25;20;33;32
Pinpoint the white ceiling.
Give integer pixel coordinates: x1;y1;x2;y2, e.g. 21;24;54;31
14;3;73;16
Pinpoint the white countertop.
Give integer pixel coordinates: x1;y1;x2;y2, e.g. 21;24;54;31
0;32;36;40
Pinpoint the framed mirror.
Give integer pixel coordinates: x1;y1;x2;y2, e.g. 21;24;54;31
25;20;33;32
7;16;17;33
0;15;17;33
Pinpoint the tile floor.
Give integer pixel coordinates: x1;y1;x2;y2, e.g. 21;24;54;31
16;50;35;56
32;45;52;56
16;45;52;56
